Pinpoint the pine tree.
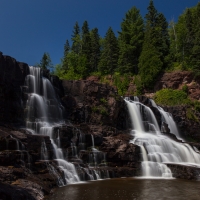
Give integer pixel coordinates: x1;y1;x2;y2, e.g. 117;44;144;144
81;21;91;57
98;27;119;75
156;13;170;67
66;52;88;79
71;21;81;54
139;44;163;89
62;39;70;71
145;0;158;46
168;19;178;64
38;52;53;70
184;8;195;64
138;0;168;89
81;20;91;74
90;28;101;72
191;2;200;72
64;39;70;56
117;6;144;75
172;4;197;68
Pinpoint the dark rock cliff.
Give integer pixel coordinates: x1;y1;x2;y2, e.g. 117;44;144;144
0;52;29;125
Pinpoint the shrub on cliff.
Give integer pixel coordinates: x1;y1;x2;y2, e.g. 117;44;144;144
154;88;188;106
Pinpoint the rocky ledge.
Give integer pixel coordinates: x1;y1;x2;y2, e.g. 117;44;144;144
166;163;200;180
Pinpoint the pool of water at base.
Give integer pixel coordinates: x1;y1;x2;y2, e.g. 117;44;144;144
45;178;200;200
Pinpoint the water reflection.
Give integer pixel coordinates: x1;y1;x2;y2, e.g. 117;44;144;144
46;178;200;200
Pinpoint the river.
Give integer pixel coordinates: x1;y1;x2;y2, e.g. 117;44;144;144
46;178;200;200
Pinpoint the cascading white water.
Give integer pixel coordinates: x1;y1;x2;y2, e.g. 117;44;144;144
25;66;80;184
41;140;48;160
158;106;181;139
126;98;200;178
150;99;181;139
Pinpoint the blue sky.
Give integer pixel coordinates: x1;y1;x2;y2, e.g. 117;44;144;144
0;0;199;66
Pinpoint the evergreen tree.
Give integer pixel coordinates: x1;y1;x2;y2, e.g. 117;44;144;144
184;8;195;65
168;19;178;64
90;28;101;72
71;21;81;54
139;44;163;88
138;0;168;88
98;27;119;75
191;2;200;72
64;39;70;56
38;52;53;70
171;4;197;68
156;13;170;66
117;6;144;74
66;52;88;79
174;13;187;64
145;0;158;46
81;21;91;57
81;20;91;74
62;39;70;71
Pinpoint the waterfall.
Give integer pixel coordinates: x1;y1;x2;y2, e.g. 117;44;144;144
25;66;80;185
41;140;48;160
125;98;200;178
10;135;20;150
158;106;181;139
91;134;95;149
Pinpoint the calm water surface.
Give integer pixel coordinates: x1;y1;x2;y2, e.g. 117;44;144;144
46;178;200;200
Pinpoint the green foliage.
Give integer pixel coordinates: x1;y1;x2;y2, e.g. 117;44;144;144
71;21;81;54
81;20;92;70
117;6;144;74
194;101;200;112
99;107;109;116
91;106;108;116
91;106;98;113
134;75;143;95
38;52;53;70
98;27;119;75
182;84;188;93
55;1;200;94
168;2;200;71
90;28;101;72
113;73;130;96
100;98;107;104
62;40;70;71
90;71;101;77
66;52;88;79
154;89;188;106
139;44;163;89
138;0;169;89
53;63;65;79
186;108;199;122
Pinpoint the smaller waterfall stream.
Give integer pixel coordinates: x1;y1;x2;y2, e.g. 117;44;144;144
125;98;200;178
25;66;80;185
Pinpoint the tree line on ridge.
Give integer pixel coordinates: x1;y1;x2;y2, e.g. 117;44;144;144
39;0;200;94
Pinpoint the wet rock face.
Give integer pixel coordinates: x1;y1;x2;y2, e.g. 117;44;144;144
162;105;200;142
0;52;29;124
42;69;65;98
0;126;64;199
166;163;200;180
62;80;122;126
0;182;41;200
